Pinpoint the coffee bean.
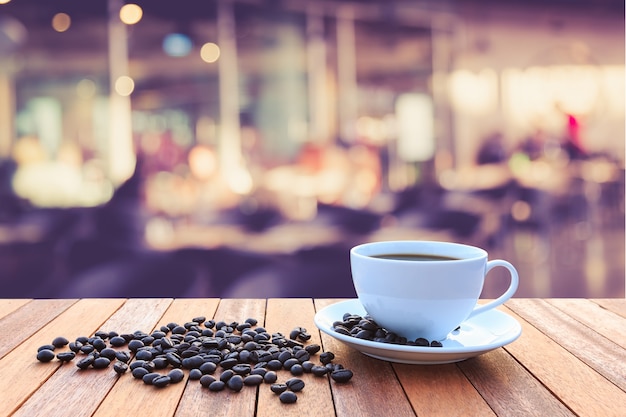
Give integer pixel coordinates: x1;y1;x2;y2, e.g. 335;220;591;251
331;369;353;383
208;380;225;391
271;383;288;394
38;344;56;352
143;372;161;385
227;375;244;391
36;349;55;362
93;357;111;369
200;374;216;387
52;336;69;348
168;368;185;383
243;374;264;386
430;340;443;347
285;378;305;392
188;369;202;380
153;375;171;388
279;391;298;404
132;366;149;379
319;352;335;364
264;370;278;383
311;365;329;376
56;352;76;362
114;361;129;374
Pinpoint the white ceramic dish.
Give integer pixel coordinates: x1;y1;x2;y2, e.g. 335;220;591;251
314;299;522;364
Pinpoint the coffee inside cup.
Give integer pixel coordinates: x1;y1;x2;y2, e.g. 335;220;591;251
371;253;460;262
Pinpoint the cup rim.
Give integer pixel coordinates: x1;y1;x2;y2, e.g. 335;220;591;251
350;240;487;262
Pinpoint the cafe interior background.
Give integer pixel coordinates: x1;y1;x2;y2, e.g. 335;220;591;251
0;0;623;299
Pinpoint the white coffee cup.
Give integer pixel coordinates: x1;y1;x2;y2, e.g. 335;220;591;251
350;240;519;342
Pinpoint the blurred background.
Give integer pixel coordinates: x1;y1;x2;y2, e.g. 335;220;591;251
0;0;623;299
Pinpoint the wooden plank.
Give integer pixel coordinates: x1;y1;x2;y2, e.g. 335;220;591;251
0;298;126;417
506;298;626;391
0;298;76;359
12;298;173;417
257;298;336;417
393;363;496;417
314;299;416;417
174;298;267;417
0;298;31;319
93;298;221;417
457;349;576;417
591;298;626;319
547;298;626;349
501;305;626;417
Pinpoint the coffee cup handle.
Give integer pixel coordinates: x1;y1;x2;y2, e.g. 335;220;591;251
466;259;519;320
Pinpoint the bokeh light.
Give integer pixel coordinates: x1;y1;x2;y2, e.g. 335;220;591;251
163;33;193;57
51;13;71;32
119;4;143;25
200;42;220;63
114;75;135;96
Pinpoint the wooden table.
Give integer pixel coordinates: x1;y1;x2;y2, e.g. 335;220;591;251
1;298;624;417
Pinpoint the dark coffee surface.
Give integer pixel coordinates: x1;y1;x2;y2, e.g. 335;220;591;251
371;253;460;261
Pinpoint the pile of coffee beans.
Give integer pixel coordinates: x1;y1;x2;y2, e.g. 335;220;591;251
36;316;353;404
333;312;447;347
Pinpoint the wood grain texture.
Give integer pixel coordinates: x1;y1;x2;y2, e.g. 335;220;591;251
93;298;220;417
0;298;30;319
174;298;266;417
314;299;417;417
458;349;576;417
501;305;626;417
0;298;76;358
547;298;626;349
257;298;335;417
1;298;126;417
394;363;496;417
591;298;626;319
12;298;173;417
506;298;626;391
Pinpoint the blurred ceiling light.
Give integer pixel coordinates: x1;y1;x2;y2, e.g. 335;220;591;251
449;69;498;114
114;75;135;96
163;33;192;57
0;0;12;4
51;13;71;33
119;4;143;25
188;145;217;180
200;42;220;63
76;78;97;99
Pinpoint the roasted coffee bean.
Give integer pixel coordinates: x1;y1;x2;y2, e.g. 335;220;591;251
227;375;244;391
142;372;161;385
113;361;128;374
56;352;76;362
232;364;251;375
99;348;117;360
289;364;304;376
75;356;94;370
188;369;202;380
52;336;69;348
243;374;264;386
38;344;56;352
128;340;144;352
208;380;225;391
92;357;111;369
270;383;288;394
285;378;305;392
36;349;55;362
152;357;169;370
264;370;278;383
220;369;234;382
319;352;335;364
311;365;329;377
279;391;298;404
199;374;216;387
182;355;204;369
283;358;299;370
166;352;182;368
304;344;321;355
301;361;315;373
80;345;95;354
331;369;353;383
415;338;429;346
153;375;171;388
220;357;238;369
132;366;150;379
68;341;82;353
92;338;107;351
199;361;217;374
430;341;443;348
167;368;185;383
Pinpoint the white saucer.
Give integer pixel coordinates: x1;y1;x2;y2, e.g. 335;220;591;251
314;299;522;364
